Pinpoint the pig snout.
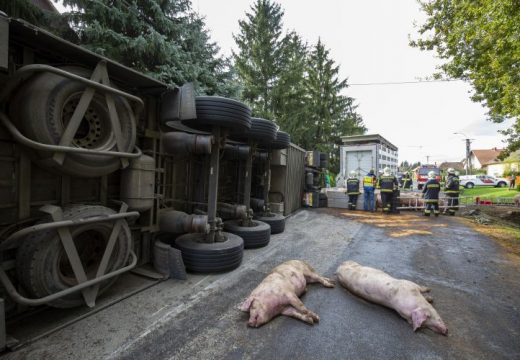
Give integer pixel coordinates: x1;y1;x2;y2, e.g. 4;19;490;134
426;315;448;335
247;300;269;328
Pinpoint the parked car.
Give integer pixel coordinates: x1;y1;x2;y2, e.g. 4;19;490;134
459;175;508;188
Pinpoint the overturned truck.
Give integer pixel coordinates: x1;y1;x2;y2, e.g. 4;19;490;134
0;13;303;350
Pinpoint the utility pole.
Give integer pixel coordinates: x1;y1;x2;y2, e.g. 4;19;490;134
465;138;472;175
454;132;473;175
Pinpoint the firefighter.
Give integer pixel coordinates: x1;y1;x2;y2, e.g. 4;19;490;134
378;167;399;213
346;171;360;210
444;168;460;216
402;172;412;190
422;170;440;217
363;169;377;212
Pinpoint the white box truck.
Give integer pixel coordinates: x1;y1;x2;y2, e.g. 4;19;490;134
339;134;399;178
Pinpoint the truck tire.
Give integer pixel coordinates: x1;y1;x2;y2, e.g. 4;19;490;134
9;66;136;177
230;117;277;145
223;220;271;249
254;213;286;234
182;96;252;133
175;232;244;273
270;131;290;149
16;205;131;308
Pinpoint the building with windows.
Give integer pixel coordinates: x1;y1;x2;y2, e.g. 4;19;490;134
339;134;399;176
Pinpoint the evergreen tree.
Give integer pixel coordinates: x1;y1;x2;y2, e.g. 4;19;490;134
233;0;285;118
303;39;365;172
61;0;237;96
272;31;308;137
0;0;74;39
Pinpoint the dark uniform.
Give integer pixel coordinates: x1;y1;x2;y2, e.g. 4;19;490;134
422;178;440;216
444;174;460;215
378;174;399;213
402;173;412;190
346;177;360;210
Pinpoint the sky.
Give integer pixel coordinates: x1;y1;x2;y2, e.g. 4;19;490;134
55;0;513;164
193;0;512;164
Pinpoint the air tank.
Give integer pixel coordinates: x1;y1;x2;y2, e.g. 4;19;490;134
120;154;155;211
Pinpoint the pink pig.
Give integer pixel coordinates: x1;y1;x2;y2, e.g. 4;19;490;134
336;261;448;335
239;260;335;327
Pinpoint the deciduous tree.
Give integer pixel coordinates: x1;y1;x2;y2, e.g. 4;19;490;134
411;0;520;157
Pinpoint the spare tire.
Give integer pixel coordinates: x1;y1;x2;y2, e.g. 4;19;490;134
16;205;131;308
182;96;252;133
9;66;136;177
270;131;290;149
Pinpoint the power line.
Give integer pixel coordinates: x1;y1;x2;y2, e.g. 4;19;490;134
349;79;461;86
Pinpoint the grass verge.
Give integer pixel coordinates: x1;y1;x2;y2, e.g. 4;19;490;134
461;187;519;199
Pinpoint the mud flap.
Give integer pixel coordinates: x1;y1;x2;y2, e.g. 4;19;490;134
160;82;196;124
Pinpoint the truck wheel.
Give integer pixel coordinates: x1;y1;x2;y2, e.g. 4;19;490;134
16;205;131;308
182;96;252;133
230;117;277;145
175;232;244;273
9;66;136;177
223;220;271;249
465;182;474;189
270;131;290;149
254;213;286;234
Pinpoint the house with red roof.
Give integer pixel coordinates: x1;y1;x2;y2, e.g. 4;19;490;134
463;148;503;170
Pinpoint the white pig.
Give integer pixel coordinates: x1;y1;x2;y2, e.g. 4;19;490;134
239;260;335;327
336;261;448;335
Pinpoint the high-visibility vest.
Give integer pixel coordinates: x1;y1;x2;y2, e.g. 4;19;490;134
363;176;375;187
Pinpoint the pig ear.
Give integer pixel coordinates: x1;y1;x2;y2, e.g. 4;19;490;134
411;308;429;331
238;297;253;312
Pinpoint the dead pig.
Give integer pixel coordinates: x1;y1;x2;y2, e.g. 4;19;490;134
239;260;335;327
336;261;448;335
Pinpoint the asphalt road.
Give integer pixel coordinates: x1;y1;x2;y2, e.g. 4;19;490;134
121;209;520;360
6;209;520;359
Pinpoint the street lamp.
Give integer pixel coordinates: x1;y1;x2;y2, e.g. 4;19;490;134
453;132;473;175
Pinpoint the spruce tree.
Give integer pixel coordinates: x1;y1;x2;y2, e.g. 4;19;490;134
304;39;365;173
233;0;285;118
0;0;73;39
61;0;237;96
272;31;308;138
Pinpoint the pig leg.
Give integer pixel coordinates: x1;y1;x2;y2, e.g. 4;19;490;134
305;272;336;288
288;295;320;322
238;297;253;312
281;306;315;325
